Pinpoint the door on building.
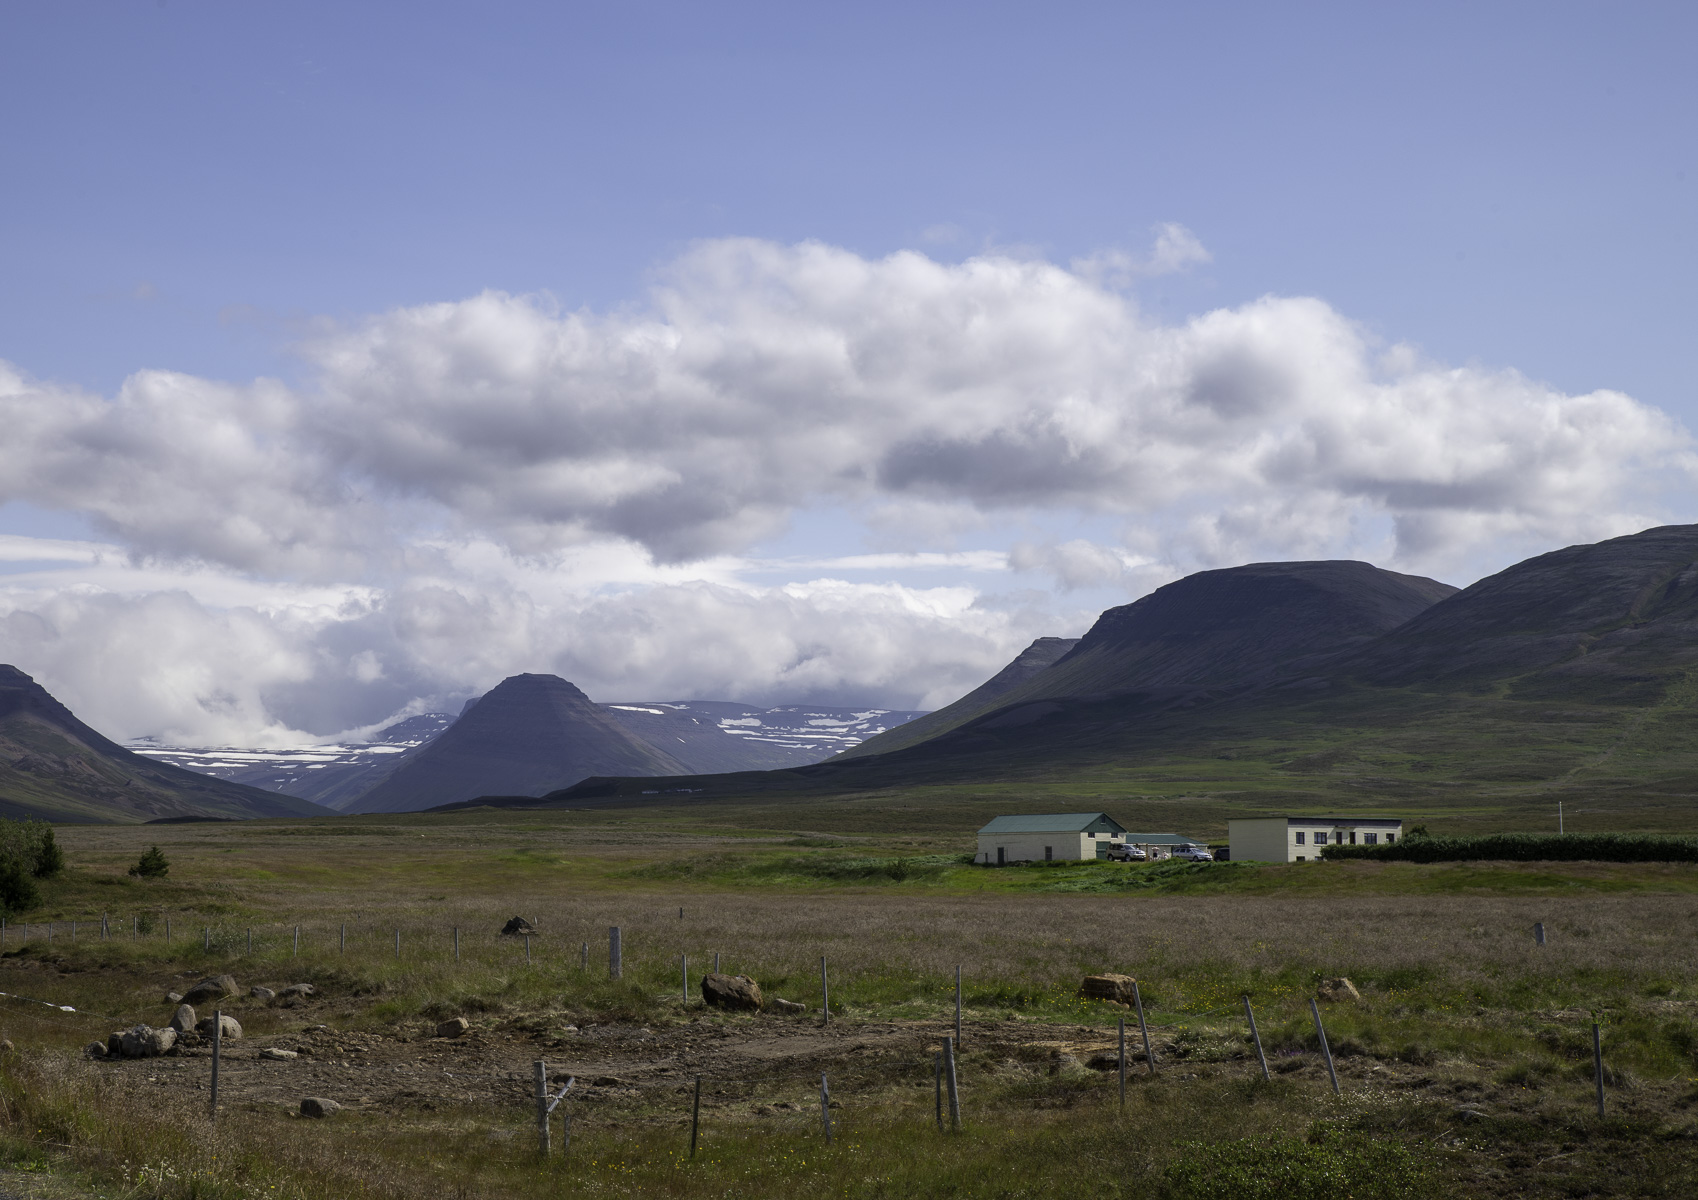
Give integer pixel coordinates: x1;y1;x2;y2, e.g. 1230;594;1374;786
1044;846;1053;861
997;847;1005;866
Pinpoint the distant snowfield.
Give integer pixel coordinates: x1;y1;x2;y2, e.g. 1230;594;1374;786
130;702;925;800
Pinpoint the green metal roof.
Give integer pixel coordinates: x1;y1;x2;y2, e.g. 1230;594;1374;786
978;813;1127;835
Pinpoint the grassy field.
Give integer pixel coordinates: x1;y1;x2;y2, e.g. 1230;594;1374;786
2;809;1698;1197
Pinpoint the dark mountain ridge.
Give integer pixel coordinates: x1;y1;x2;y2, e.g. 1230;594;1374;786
344;673;691;814
0;666;328;822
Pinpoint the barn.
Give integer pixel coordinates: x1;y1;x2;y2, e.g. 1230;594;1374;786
975;813;1128;865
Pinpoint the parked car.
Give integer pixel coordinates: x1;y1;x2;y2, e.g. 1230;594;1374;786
1107;843;1147;862
1171;844;1214;862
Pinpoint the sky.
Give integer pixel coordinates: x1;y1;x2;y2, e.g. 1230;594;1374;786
0;1;1694;746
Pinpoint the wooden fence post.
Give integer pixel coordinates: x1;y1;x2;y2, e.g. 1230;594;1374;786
690;1074;702;1157
210;1009;222;1122
525;934;531;964
820;1073;833;1144
394;928;400;959
821;957;830;1025
1310;998;1340;1095
1535;922;1547;946
714;951;720;974
1132;980;1155;1075
454;926;459;962
203;926;209;952
534;1059;550;1156
581;942;588;971
1244;995;1270;1082
681;954;688;1004
1593;1022;1606;1116
942;1035;961;1131
610;927;621;979
293;926;299;957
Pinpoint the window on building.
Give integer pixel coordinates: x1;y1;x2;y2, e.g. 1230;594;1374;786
1364;833;1377;845
1386;832;1397;843
1349;832;1357;844
1314;832;1328;845
1293;832;1306;845
1295;855;1306;862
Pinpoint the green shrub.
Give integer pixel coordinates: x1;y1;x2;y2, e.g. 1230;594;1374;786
0;859;40;913
128;845;170;878
0;818;64;880
1323;832;1698;863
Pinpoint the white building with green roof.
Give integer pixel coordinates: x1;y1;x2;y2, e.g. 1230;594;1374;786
975;812;1128;865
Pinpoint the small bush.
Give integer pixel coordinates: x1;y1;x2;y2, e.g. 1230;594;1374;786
128;846;170;878
0;859;39;913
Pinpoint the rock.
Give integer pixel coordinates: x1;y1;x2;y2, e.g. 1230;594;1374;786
276;983;315;998
250;986;276;1001
181;975;239;1006
196;1014;243;1040
1086;1053;1120;1072
1079;974;1139;1005
0;1039;12;1053
106;1032;124;1057
772;998;806;1015
435;1017;470;1039
592;1075;625;1087
299;1097;341;1118
260;1048;298;1061
1454;1106;1486;1123
1051;1052;1085;1075
168;1004;197;1033
165;992;183;1004
701;972;763;1012
84;1040;107;1058
1318;977;1362;1003
500;916;537;936
119;1024;176;1058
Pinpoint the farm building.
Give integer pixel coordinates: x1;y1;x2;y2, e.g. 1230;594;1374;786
1228;816;1404;863
976;813;1128;865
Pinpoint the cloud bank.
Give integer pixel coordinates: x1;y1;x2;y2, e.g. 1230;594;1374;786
0;234;1689;743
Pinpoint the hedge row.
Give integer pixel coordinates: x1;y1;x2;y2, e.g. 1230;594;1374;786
1321;832;1698;864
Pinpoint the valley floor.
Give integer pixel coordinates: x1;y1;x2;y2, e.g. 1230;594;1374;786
2;810;1697;1197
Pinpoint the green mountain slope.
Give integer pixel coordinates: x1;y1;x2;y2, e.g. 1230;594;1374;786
0;666;329;823
520;526;1698;820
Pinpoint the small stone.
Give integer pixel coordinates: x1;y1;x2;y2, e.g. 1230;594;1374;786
165;992;183;1004
701;972;763;1012
299;1097;341;1118
250;986;276;1002
561;1025;578;1033
277;983;315;998
181;975;240;1006
773;998;806;1014
119;1024;176;1058
196;1014;243;1040
592;1075;625;1087
435;1017;470;1038
0;1038;12;1053
169;1003;197;1033
260;1048;298;1061
1079;974;1138;1005
1317;977;1362;1003
84;1040;107;1058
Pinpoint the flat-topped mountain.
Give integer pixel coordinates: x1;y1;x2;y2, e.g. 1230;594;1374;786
0;666;328;823
344;673;691;813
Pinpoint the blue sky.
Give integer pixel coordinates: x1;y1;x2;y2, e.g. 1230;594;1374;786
0;2;1693;742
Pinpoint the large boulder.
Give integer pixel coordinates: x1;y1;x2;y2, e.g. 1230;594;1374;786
701;973;762;1012
1318;977;1361;1003
181;975;239;1006
196;1014;243;1040
118;1024;176;1058
1079;974;1139;1005
435;1016;470;1038
500;917;537;936
250;986;276;1002
276;983;315;1000
168;1003;197;1033
299;1097;342;1118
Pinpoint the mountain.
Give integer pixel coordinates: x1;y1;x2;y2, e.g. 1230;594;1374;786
605;701;926;771
838;637;1079;759
526;526;1698;819
343;674;692;813
0;666;329;823
130;713;455;810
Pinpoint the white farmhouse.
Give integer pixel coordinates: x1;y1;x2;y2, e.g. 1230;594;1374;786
976;813;1128;865
1228;816;1404;863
